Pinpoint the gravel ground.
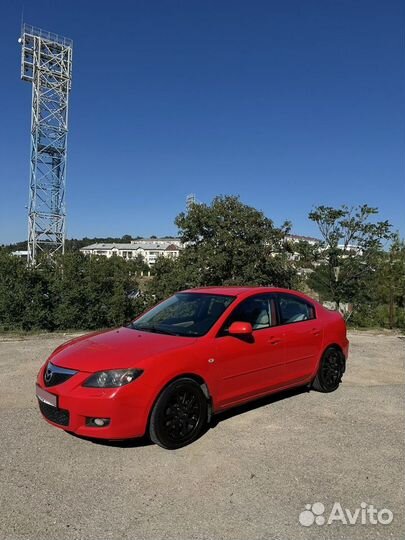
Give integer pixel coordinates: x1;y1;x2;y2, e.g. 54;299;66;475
0;330;403;540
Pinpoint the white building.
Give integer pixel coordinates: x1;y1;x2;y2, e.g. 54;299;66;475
80;240;181;266
131;237;182;248
285;234;321;246
11;250;29;258
80;234;325;267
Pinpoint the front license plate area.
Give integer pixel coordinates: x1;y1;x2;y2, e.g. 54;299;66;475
36;385;58;408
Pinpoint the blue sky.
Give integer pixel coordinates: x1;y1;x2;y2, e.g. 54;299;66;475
0;0;404;244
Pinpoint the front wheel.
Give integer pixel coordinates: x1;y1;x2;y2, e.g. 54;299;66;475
149;378;208;449
312;347;345;393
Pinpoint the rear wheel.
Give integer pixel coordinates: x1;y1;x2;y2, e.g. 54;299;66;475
312;347;345;392
149;378;208;449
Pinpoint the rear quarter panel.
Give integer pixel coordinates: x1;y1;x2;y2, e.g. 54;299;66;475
316;306;349;371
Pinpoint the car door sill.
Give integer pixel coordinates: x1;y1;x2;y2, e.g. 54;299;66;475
215;376;311;412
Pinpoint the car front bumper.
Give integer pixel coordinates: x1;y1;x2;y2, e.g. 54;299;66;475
36;364;151;440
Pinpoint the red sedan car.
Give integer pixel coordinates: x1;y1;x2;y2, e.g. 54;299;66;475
36;287;349;449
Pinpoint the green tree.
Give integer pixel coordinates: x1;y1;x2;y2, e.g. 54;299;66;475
284;239;321;270
52;253;139;330
308;205;393;311
149;195;296;299
372;235;405;328
0;252;141;332
0;253;55;331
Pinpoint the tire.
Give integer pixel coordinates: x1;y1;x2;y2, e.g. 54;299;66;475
149;378;208;450
312;346;345;393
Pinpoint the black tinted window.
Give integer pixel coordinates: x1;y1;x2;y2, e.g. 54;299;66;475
278;294;315;324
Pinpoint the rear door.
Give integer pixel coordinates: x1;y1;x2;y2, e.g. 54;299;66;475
212;294;286;408
275;293;322;383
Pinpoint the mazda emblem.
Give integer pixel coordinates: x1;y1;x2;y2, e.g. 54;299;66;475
44;366;53;383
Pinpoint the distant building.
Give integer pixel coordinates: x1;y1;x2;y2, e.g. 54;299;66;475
285;234;362;264
337;243;363;256
11;250;29;258
80;240;181;266
80;234;327;267
284;234;322;263
131;237;182;248
285;234;321;246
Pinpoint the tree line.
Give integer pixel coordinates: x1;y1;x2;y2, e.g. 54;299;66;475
0;196;403;332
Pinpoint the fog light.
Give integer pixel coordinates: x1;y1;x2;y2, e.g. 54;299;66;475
86;417;110;427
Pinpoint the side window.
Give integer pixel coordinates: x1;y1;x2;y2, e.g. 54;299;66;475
278;294;315;324
222;295;276;332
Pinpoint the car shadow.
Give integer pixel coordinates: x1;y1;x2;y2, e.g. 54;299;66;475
67;432;154;448
66;385;310;448
209;384;310;429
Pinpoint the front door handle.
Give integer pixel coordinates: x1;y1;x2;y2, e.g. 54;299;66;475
268;337;282;345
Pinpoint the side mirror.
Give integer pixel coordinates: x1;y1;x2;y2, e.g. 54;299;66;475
228;321;253;336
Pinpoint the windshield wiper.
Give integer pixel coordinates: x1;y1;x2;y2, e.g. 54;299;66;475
132;324;179;336
131;324;155;333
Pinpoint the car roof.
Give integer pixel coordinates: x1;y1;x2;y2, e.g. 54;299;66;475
180;286;299;297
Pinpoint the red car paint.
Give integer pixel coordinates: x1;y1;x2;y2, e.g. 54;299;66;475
36;287;349;440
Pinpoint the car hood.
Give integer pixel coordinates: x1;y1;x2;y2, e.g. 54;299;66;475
49;327;197;372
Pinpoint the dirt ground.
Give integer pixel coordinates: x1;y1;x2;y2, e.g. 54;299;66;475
0;330;404;540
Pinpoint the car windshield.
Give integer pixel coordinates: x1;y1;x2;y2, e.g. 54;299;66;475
129;293;235;337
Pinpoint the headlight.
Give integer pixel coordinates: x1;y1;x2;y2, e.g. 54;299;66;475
83;369;143;388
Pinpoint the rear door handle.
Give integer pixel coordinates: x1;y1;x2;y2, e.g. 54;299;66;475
311;328;320;336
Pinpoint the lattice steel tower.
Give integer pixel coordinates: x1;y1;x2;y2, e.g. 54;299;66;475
186;193;197;212
19;24;73;265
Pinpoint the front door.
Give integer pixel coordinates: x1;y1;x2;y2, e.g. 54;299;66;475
212;294;286;408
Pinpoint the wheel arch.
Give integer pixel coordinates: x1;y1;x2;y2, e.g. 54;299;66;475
147;372;213;430
320;342;346;371
324;342;344;354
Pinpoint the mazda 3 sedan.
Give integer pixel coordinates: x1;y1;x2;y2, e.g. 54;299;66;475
36;287;349;449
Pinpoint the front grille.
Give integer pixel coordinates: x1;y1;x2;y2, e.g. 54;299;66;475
44;372;73;387
38;399;70;426
43;362;77;387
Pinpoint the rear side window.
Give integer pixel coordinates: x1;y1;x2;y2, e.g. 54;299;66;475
277;294;315;324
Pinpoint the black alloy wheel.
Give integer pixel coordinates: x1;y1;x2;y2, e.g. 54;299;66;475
149;378;208;449
312;346;345;392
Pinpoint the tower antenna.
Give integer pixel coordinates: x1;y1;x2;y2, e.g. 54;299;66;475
19;23;73;266
186;193;197;212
